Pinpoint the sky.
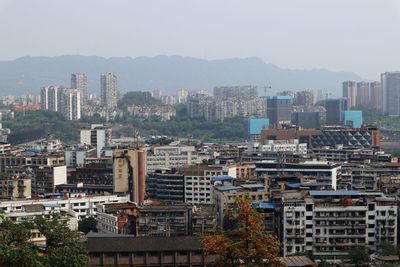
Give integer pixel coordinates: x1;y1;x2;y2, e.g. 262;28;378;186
0;0;399;80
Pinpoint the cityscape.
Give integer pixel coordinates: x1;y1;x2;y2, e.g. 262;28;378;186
1;1;400;267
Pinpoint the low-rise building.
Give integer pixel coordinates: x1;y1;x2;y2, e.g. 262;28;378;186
0;174;31;199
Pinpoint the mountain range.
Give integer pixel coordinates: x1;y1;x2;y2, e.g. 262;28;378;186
0;55;363;97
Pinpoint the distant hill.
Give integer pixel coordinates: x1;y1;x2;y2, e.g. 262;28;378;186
0;55;363;97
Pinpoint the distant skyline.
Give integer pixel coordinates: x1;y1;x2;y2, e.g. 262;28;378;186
1;0;400;80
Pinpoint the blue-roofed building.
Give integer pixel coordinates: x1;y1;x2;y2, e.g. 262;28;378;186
267;96;293;129
342;110;363;128
245;118;269;140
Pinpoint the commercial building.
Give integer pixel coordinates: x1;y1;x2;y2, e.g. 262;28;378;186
325;98;348;126
342;110;363;128
248;140;307;155
245;118;269;140
267;96;293;128
382;72;400;115
342;81;357;108
80;124;112;157
113;147;147;204
71;72;87;107
292;112;320;129
100;72;118;110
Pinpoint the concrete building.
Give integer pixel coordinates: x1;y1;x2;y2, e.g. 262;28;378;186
213;85;258;98
33;165;67;196
342;81;357;108
256;160;341;189
113;147;147;204
146;145;208;173
85;233;217;266
356;81;370;107
267;96;293;129
382;72;400;116
325;98;348;126
282;191;397;259
71;72;87;107
292;112;320;129
65;145;97;167
100;72;118;110
184;164;236;204
213;183;270;227
249;140;307;155
137;204;193;237
0;194;130;220
342;110;363;128
40;86;63;112
61;88;81;120
146;169;185;203
0;174;31;199
80;124;112;157
96;202;138;234
370;81;383;111
294;90;314;107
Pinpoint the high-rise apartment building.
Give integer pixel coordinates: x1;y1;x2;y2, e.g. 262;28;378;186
382;72;400;115
100;72;118;110
40;86;63;112
267;96;292;129
294;90;314;107
213;85;258;98
41;86;81;120
356;82;370;107
71;73;87;107
370;81;382;111
342;81;357;108
61;89;81;121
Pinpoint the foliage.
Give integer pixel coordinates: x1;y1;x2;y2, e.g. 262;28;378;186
78;217;98;234
0;214;88;267
3;110;79;144
118;91;162;110
317;258;329;267
348;246;369;266
377;241;399;256
202;198;281;266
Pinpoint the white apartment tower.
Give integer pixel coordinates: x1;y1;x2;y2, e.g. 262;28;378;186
100;73;118;110
71;73;87;107
40;86;63;112
61;89;81;121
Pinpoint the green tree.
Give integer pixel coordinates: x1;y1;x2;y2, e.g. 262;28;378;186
348;246;369;266
202;198;281;266
377;241;398;256
78;217;98;234
0;214;88;267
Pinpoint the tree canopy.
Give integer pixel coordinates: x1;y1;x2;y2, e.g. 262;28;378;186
202;197;281;266
0;214;88;267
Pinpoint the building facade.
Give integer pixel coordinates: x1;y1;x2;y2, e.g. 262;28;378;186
100;72;118;110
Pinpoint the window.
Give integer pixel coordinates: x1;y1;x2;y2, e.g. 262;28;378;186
306;204;313;211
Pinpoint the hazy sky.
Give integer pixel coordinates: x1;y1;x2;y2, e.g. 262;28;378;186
0;0;399;79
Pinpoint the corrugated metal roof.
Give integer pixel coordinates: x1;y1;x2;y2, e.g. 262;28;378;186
215;185;241;192
210;175;235;182
309;190;359;196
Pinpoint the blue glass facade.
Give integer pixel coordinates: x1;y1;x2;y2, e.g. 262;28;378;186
342;110;363;128
246;118;269;136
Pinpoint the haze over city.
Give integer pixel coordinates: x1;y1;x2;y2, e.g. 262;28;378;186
1;0;400;79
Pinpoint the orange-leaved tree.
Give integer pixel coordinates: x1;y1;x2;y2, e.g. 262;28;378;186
202;197;281;267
